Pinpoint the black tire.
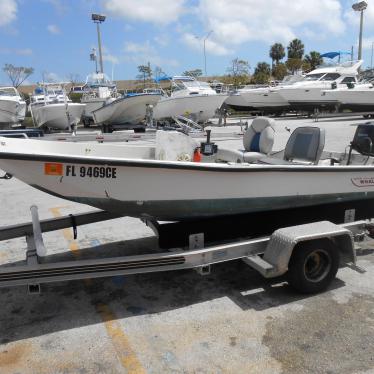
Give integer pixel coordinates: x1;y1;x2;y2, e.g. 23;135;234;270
83;118;90;128
363;114;370;119
287;239;340;294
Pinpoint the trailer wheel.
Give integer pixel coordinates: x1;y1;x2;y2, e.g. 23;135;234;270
287;239;339;294
83;118;90;128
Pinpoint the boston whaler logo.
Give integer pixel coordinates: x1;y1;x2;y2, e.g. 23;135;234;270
351;177;374;187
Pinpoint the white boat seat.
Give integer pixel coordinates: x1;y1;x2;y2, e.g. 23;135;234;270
284;126;325;165
242;117;275;162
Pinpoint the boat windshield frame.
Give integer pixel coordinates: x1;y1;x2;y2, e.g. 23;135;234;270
303;73;326;81
0;87;19;97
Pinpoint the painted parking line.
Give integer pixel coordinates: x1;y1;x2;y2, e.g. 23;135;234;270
49;207;146;374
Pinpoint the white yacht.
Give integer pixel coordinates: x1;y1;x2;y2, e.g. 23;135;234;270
30;84;85;131
225;75;304;113
153;76;228;123
322;82;374;112
0;87;26;128
277;60;362;110
80;73;118;127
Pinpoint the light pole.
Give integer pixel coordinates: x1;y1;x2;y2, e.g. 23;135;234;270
203;30;213;77
352;1;368;62
91;13;106;74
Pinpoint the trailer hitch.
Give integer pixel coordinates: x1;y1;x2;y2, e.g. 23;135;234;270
0;173;12;180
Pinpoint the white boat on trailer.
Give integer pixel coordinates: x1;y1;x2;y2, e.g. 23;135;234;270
80;73;118;127
30;83;85;131
92;92;162;128
0;86;26;128
1;117;373;294
153;76;228;123
1;118;374;221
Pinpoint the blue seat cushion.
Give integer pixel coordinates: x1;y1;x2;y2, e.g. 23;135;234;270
250;132;261;152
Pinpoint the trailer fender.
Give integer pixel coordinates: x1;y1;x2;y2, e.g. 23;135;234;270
262;221;355;278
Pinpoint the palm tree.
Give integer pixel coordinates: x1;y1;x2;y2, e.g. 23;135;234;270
287;39;304;59
304;51;323;70
254;62;271;76
253;62;271;84
269;43;285;66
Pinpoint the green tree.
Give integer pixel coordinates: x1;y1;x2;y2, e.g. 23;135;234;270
252;62;271;84
269;43;285;67
287;39;304;59
226;58;250;86
183;69;203;78
254;62;271;76
286;58;303;74
137;62;152;87
304;51;323;71
3;64;34;88
272;63;288;81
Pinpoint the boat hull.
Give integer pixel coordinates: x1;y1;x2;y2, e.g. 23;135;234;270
92;94;161;125
153;94;228;122
278;86;339;110
81;98;108;119
0;99;26;128
32;103;85;130
1;140;374;221
323;89;374;112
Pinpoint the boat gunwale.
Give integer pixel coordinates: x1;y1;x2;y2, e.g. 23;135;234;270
91;93;162;114
1;151;374;172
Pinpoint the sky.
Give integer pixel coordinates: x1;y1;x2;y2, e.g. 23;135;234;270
1;0;374;85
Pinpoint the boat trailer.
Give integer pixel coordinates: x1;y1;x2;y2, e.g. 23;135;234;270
0;205;370;294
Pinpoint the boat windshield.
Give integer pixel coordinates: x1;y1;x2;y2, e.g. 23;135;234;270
183;81;211;89
320;73;341;81
0;87;18;96
303;73;325;81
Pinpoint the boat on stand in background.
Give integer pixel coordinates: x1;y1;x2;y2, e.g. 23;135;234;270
80;72;118;127
153;76;228;123
225;74;304;114
0;86;26;129
29;83;86;131
277;60;363;111
92;90;162;132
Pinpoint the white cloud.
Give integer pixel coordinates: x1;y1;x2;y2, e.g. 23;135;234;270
43;0;68;14
42;72;61;83
197;0;345;47
0;47;32;55
103;0;186;25
16;48;32;55
124;41;179;67
154;34;169;47
182;32;232;56
103;54;119;64
362;37;374;50
47;24;60;34
0;0;17;27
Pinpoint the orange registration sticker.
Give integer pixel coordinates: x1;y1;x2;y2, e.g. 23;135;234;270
44;163;63;176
